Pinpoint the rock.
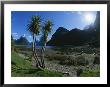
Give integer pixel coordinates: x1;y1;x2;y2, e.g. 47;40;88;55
62;72;70;76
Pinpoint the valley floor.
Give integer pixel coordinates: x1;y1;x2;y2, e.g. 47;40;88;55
12;46;100;77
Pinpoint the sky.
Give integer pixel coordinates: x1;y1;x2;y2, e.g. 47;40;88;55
11;11;97;42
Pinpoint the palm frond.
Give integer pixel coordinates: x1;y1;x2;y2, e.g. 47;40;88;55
27;15;41;35
41;20;53;44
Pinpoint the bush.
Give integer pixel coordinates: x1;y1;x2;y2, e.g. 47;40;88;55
53;55;67;61
59;55;89;66
77;69;83;77
46;54;67;61
75;56;89;66
11;61;16;65
59;58;75;66
93;56;100;64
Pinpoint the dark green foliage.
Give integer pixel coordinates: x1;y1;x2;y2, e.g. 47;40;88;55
11;61;16;65
59;59;75;66
11;35;15;51
77;69;83;77
11;35;15;45
46;54;66;61
46;53;89;66
27;15;41;35
76;56;89;66
93;56;100;64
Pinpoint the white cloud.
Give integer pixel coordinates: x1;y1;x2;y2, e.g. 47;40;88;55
12;33;17;35
12;32;18;37
77;11;82;15
71;11;75;13
13;38;17;40
28;35;32;38
71;11;82;15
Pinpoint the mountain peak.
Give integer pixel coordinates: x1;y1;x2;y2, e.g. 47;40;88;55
52;27;69;37
56;27;69;32
70;28;81;32
15;36;29;45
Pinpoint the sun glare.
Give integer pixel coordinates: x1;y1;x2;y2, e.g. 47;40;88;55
85;13;95;24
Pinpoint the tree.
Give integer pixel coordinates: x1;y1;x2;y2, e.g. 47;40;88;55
11;35;14;45
41;20;53;68
27;15;41;68
11;35;15;51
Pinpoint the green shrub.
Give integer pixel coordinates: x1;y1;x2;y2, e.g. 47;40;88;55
76;69;83;77
75;56;89;66
93;56;100;64
80;69;100;77
46;54;67;61
59;55;89;66
59;58;75;66
11;61;16;65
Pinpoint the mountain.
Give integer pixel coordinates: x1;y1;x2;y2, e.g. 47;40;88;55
47;12;100;47
47;28;91;46
47;27;69;46
15;36;29;45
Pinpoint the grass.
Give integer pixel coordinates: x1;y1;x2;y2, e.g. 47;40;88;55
12;68;63;77
11;52;32;69
11;52;63;77
80;69;100;77
11;45;100;77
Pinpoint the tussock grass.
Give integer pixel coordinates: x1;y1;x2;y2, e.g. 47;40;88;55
11;52;63;77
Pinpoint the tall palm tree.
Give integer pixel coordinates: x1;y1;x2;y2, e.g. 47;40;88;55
27;15;41;67
41;20;53;68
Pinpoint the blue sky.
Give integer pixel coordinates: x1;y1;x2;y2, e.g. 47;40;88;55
11;11;97;42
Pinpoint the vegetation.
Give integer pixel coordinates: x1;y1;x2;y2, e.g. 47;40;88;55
80;69;100;77
93;56;100;64
11;52;63;77
27;15;41;68
75;56;89;66
44;46;99;67
27;15;53;69
11;12;100;77
40;20;53;68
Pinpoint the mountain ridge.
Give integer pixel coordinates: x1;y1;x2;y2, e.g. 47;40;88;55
47;12;100;47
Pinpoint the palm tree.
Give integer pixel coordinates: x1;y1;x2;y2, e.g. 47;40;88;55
41;20;53;68
27;15;41;68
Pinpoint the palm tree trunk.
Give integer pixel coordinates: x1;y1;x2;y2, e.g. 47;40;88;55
32;34;40;68
32;34;35;66
41;43;46;68
35;36;42;68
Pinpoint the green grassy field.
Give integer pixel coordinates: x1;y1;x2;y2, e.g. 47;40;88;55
80;69;100;77
11;52;63;77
